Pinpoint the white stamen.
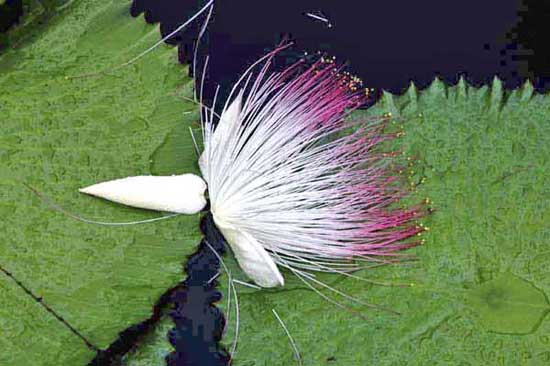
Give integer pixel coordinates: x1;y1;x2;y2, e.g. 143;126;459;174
207;272;221;284
272;309;302;366
304;11;333;28
232;279;261;290
305;12;328;23
119;0;215;69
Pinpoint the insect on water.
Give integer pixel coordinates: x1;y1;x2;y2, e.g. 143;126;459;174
30;1;429;364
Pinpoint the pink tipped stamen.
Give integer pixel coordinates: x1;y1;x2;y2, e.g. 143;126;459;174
201;43;426;274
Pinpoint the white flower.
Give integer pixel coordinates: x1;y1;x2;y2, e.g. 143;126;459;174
80;47;424;288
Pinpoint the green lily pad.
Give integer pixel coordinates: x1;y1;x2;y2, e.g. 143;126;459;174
0;0;201;364
468;272;550;334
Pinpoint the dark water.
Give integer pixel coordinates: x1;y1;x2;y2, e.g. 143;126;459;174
132;0;550;108
3;0;548;100
0;0;23;33
88;213;229;366
166;213;229;366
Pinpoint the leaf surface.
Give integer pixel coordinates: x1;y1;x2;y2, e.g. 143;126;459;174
0;1;200;364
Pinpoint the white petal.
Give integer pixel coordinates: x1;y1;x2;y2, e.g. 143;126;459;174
79;174;207;214
214;213;284;288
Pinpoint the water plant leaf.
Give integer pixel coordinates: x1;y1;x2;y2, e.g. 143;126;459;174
0;0;201;364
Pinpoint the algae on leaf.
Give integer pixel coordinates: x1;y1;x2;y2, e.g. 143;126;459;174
468;272;550;334
0;0;201;365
